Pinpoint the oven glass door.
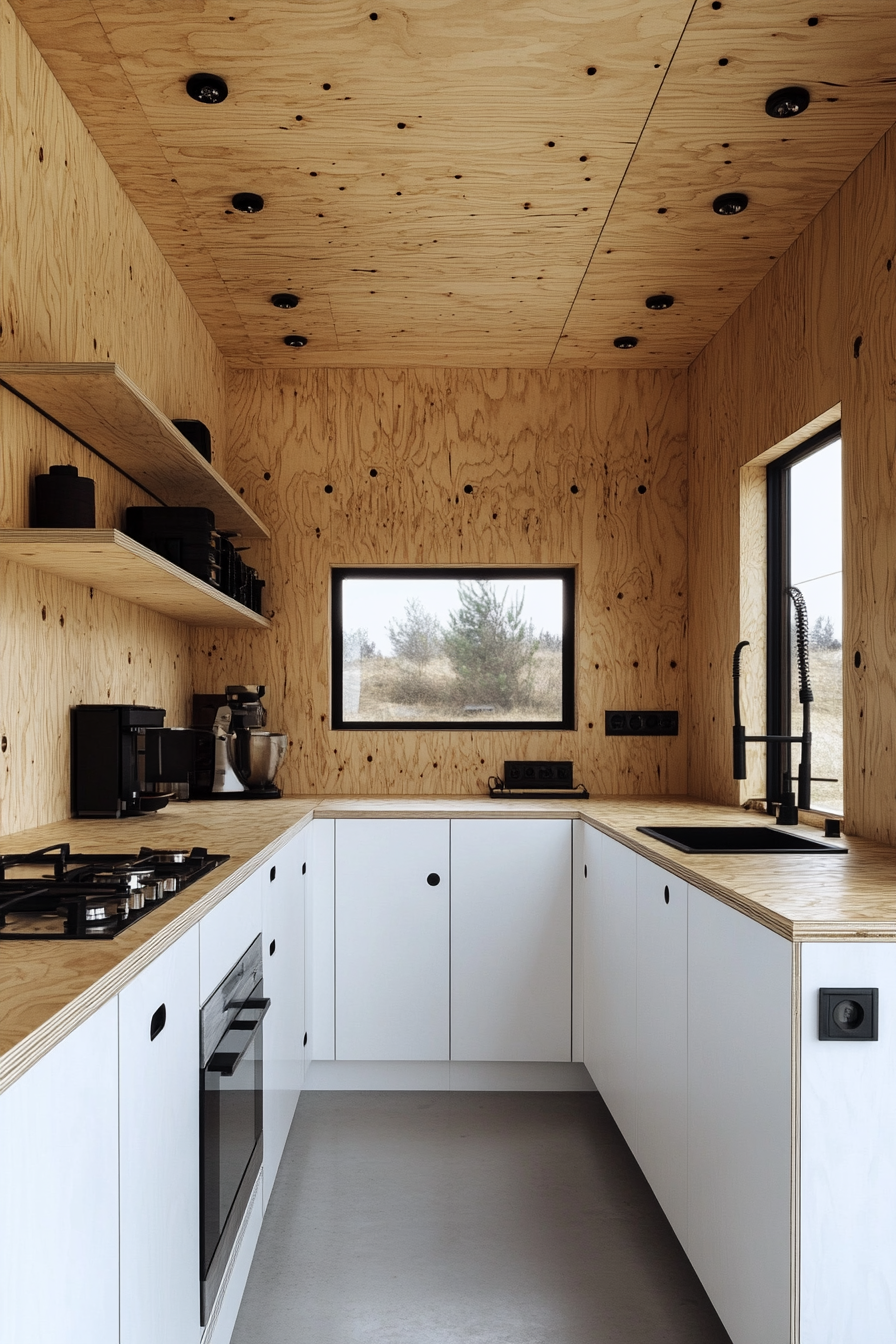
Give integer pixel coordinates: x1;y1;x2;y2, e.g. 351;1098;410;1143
201;1005;264;1283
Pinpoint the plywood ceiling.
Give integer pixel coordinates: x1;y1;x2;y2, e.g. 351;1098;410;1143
11;0;896;367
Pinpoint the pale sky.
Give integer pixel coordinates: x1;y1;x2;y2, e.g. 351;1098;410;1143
789;438;842;639
341;576;564;656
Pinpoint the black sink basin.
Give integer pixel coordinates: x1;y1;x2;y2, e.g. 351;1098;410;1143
636;825;847;855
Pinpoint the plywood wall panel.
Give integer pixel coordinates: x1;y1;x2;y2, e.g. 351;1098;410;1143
687;192;840;811
0;0;227;833
840;131;896;843
688;125;896;844
192;367;687;798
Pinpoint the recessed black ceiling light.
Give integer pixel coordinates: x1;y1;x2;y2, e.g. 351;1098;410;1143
765;86;810;118
271;293;299;308
645;294;675;310
186;72;229;104
614;336;638;349
713;191;749;215
283;334;308;347
232;192;265;213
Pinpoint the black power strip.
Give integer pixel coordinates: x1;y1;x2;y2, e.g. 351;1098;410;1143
503;760;574;788
605;710;679;736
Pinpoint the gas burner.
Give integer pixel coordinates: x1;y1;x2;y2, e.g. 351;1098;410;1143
0;844;229;939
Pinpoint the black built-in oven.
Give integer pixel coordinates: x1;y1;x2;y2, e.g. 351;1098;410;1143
200;934;269;1324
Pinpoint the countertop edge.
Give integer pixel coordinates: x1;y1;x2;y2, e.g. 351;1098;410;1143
0;812;313;1096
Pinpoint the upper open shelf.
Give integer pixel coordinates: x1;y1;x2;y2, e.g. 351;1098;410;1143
0;529;271;628
0;362;269;540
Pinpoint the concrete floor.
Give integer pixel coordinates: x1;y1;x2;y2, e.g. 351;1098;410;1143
232;1091;732;1344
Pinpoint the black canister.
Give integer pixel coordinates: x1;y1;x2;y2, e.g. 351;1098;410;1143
32;464;96;528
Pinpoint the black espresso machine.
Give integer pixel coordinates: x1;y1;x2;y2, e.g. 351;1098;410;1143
71;691;287;817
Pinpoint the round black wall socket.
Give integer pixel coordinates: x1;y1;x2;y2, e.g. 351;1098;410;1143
614;335;638;349
283;334;308;347
645;293;675;310
765;86;810;118
232;192;265;213
271;293;299;308
186;73;229;104
712;192;749;215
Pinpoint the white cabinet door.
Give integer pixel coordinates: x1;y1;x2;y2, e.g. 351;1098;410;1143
336;819;450;1060
581;823;603;1084
635;856;688;1245
687;887;792;1344
0;999;119;1344
451;819;572;1062
262;831;305;1202
200;865;263;1003
571;819;585;1063
308;818;335;1060
119;926;200;1344
800;942;896;1344
592;833;638;1150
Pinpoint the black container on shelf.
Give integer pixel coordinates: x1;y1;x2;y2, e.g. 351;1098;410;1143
172;418;212;462
124;507;266;612
32;464;96;528
124;506;221;587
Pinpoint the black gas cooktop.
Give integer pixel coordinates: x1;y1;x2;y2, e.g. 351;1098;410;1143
0;843;229;939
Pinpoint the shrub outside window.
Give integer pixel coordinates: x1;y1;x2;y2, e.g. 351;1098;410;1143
331;568;575;730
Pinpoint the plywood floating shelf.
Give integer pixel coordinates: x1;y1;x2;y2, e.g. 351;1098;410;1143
0;362;269;540
0;530;271;629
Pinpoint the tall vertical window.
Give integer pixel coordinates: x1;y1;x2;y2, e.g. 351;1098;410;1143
767;425;843;815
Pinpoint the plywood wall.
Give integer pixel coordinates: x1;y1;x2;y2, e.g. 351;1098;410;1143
192;367;688;797
0;0;227;834
688;125;896;844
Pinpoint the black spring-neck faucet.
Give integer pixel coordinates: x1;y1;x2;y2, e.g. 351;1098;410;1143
732;587;813;819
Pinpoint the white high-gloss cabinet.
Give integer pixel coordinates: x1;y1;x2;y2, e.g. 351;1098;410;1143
336;819;450;1060
687;886;792;1344
119;926;200;1344
262;830;306;1202
635;857;688;1245
0;999;120;1344
451;819;572;1061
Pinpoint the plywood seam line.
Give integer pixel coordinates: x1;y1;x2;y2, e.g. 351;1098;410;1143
548;0;700;367
82;0;252;353
0;378;166;506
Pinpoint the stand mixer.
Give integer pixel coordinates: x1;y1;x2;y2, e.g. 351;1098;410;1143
196;686;287;799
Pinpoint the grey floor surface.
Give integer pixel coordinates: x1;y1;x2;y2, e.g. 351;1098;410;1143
232;1091;733;1344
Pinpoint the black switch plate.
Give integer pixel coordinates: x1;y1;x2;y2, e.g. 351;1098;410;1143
503;760;573;789
605;710;679;736
819;987;878;1041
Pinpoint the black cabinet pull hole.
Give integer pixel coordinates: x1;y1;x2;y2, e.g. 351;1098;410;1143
427;873;441;886
269;939;276;956
304;1031;308;1046
664;886;670;904
270;865;276;881
150;1003;167;1041
302;861;307;875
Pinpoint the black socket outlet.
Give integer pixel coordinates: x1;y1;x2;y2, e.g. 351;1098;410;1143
819;988;878;1041
605;710;679;736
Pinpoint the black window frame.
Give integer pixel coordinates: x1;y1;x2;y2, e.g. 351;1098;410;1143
766;420;842;811
331;565;576;731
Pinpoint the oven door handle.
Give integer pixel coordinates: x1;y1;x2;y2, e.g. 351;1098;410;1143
206;998;271;1076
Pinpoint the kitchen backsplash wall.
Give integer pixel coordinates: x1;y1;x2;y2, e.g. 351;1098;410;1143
192;366;688;797
0;0;227;834
688;125;896;845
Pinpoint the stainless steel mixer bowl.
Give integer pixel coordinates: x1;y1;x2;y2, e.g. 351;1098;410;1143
232;729;288;790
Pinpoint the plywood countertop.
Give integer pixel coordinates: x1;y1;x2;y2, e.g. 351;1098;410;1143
0;799;318;1095
3;794;896;1095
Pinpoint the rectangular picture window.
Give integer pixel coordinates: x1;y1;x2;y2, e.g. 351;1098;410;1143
331;568;575;730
